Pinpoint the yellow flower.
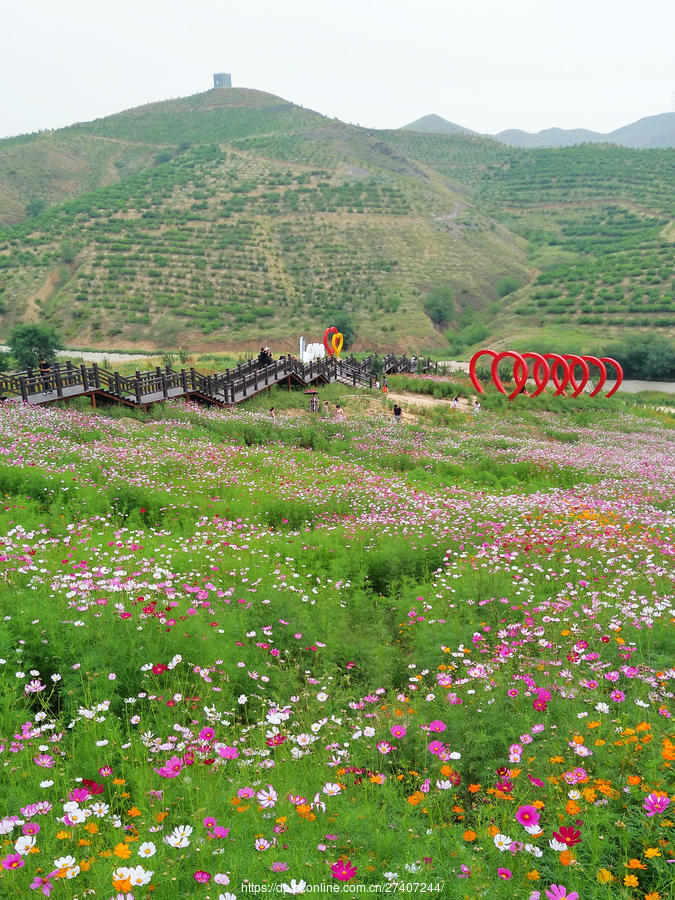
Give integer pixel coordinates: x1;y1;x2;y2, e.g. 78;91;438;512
644;847;661;858
55;831;72;840
526;870;540;880
623;874;639;887
596;869;613;884
644;892;661;900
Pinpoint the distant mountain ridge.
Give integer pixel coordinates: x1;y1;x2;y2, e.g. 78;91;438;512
402;111;675;149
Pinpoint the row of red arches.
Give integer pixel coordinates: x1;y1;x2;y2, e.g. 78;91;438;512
468;350;623;400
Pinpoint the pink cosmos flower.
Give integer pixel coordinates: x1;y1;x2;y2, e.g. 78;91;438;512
153;755;183;778
427;740;445;755
199;727;215;741
193;871;210;883
427;720;446;733
643;791;670;817
270;862;289;872
457;865;471;878
331;859;357;881
376;741;393;755
33;754;54;768
515;805;540;828
545;886;579;900
212;825;229;838
497;868;512;879
390;725;406;738
22;823;40;835
30;872;58;896
217;746;239;760
1;853;25;870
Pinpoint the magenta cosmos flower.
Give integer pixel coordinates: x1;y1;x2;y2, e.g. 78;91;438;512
497;868;512;879
331;859;357;881
643;791;670;817
552;825;581;847
427;720;446;733
194;870;210;883
515;805;540;828
390;725;406;738
1;854;25;870
545;885;579;900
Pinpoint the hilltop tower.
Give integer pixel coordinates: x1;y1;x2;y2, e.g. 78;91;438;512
213;73;232;88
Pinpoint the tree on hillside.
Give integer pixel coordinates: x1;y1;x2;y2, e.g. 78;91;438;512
497;275;520;297
328;311;356;349
424;284;455;326
9;324;62;370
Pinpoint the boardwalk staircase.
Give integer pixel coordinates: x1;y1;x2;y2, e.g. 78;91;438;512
0;353;437;411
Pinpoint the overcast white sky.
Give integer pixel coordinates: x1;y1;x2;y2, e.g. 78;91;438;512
1;0;673;140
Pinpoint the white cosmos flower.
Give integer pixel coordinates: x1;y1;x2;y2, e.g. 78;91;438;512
138;842;156;857
322;783;341;796
493;833;512;851
128;865;153;885
54;855;77;869
281;880;307;894
15;835;36;855
525;843;543;857
549;837;568;852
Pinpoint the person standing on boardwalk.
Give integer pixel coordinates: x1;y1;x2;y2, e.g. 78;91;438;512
38;358;52;393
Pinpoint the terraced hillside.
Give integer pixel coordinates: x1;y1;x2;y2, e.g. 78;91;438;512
0;87;672;352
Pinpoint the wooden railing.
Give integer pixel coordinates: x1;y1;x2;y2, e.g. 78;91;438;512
0;353;436;409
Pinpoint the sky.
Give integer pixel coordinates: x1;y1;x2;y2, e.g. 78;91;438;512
1;0;673;140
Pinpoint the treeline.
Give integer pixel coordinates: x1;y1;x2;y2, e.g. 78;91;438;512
597;334;675;381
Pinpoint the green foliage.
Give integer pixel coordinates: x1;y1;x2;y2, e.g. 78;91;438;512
328;310;356;348
8;323;62;368
497;275;520;297
423;283;455;326
598;333;675;380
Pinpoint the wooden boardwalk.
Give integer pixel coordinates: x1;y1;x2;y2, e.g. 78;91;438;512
0;353;434;411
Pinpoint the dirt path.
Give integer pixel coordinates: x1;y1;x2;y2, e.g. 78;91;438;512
23;269;62;322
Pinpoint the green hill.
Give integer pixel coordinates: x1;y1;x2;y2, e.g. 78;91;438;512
0;88;672;354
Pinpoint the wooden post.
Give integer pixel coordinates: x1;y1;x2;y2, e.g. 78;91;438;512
190;368;197;390
54;368;63;398
134;372;142;404
114;373;122;396
80;364;89;392
181;369;188;393
90;393;97;408
161;373;168;399
230;382;235;403
19;377;28;403
92;363;101;390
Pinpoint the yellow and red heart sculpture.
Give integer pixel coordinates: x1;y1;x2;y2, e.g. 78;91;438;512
323;326;344;358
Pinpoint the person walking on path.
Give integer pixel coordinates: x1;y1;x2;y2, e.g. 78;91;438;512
392;403;402;424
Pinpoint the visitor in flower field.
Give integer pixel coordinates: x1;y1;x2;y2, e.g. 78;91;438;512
375;378;380;391
473;398;481;413
452;395;459;409
334;404;345;419
269;407;276;421
393;403;402;423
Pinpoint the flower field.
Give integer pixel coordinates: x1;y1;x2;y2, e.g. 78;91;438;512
0;396;672;899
